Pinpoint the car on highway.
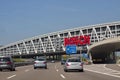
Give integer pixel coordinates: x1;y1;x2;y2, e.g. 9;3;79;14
64;57;84;72
61;59;66;65
51;60;55;63
0;56;15;71
34;57;47;69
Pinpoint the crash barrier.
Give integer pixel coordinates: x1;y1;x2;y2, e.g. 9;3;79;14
14;62;34;67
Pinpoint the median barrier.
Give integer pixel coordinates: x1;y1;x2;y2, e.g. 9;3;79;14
14;62;34;67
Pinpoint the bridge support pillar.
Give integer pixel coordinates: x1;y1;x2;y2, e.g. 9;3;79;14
89;53;93;63
52;55;55;60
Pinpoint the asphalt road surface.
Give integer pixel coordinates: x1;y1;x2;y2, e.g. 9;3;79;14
0;62;120;80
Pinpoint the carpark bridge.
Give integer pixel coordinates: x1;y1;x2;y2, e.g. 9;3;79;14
1;21;120;62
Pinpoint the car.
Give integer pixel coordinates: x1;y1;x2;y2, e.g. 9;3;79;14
61;59;66;65
51;60;55;63
0;56;15;71
64;57;84;72
34;57;47;69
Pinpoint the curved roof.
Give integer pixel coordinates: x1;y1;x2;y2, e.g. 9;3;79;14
1;21;120;55
1;21;120;48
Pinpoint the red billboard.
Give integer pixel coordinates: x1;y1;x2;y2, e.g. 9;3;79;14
64;35;90;46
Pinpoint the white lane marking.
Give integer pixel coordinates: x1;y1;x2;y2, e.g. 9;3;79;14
7;75;16;79
55;65;57;70
85;68;120;78
25;69;29;72
60;74;66;79
103;64;114;71
56;69;59;72
117;64;120;67
55;65;59;72
104;64;120;73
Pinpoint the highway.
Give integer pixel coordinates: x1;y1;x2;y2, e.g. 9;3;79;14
0;62;120;80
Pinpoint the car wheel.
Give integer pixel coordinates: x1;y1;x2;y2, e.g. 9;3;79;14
64;69;68;72
45;66;47;69
0;69;2;71
10;68;13;71
79;69;84;72
10;68;15;71
13;68;16;71
34;67;36;69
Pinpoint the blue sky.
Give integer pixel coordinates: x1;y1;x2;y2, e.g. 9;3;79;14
0;0;120;45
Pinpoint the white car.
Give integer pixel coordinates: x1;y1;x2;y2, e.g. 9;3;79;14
34;58;47;69
64;57;84;72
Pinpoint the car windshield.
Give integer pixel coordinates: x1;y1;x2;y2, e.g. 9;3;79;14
68;59;81;62
0;57;10;62
36;58;45;61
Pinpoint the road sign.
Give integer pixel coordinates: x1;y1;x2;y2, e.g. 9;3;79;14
82;53;89;59
66;45;77;54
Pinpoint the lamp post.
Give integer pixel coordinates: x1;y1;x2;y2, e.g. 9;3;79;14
80;47;82;61
78;45;83;61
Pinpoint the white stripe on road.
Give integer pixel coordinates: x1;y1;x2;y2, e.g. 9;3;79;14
117;64;120;67
55;65;59;72
55;65;57;70
56;69;59;72
55;65;65;79
60;74;66;79
25;69;29;72
85;68;120;78
7;75;16;79
104;64;120;74
103;64;114;71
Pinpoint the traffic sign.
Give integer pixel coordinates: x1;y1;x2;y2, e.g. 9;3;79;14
66;45;77;54
82;53;89;59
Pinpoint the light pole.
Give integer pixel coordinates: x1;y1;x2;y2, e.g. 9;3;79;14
78;45;83;61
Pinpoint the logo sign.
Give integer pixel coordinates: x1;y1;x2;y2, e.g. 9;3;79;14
64;35;90;46
66;45;77;54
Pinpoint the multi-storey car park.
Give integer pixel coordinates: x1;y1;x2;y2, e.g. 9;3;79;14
0;21;120;63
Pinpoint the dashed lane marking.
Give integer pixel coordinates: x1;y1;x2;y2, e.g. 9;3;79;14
104;64;120;74
55;65;59;72
85;68;120;78
25;69;29;72
56;69;59;72
117;64;120;67
60;74;66;79
7;75;16;79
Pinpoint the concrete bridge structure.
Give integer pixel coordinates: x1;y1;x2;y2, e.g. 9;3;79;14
88;36;120;63
0;21;120;62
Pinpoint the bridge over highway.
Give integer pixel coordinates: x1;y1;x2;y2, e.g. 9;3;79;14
88;36;120;63
0;21;120;62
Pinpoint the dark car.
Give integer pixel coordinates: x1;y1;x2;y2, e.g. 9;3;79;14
61;59;66;65
0;56;15;71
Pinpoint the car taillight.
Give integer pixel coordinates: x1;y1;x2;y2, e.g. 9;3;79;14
43;62;46;64
80;63;83;66
7;61;12;64
66;63;69;66
34;62;36;64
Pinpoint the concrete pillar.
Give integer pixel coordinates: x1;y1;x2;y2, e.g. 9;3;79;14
56;55;58;60
53;55;55;60
89;52;93;63
48;56;51;60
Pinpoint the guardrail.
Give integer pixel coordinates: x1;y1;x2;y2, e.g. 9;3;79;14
15;62;34;67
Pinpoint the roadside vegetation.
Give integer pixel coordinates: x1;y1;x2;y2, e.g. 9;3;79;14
13;58;25;62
